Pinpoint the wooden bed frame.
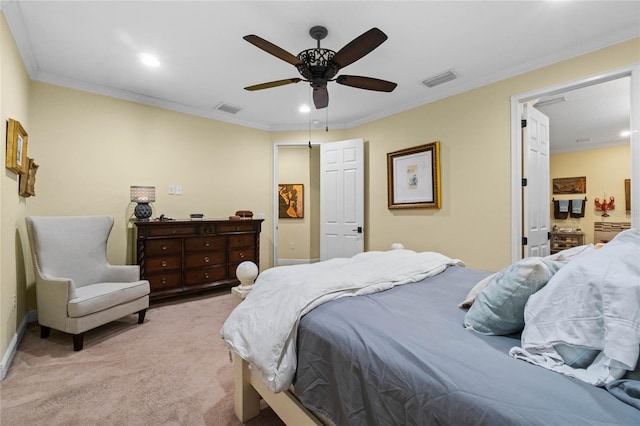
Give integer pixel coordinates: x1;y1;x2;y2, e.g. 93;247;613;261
233;352;324;425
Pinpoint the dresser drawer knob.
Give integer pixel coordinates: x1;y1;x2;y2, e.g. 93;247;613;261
162;245;167;250
239;252;245;258
161;278;167;284
204;272;210;279
205;242;210;247
161;261;167;267
204;256;210;263
171;230;176;234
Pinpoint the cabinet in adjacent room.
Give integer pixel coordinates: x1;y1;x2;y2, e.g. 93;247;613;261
135;219;263;300
550;231;584;254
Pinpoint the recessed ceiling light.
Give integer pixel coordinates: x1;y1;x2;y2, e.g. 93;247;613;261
299;104;311;113
620;130;631;137
138;53;160;67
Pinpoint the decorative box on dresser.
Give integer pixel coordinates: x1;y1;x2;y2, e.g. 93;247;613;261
135;219;263;300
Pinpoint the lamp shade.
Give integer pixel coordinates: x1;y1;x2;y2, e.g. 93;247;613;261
130;186;156;203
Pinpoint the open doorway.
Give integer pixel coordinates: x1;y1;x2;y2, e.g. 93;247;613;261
273;142;321;266
510;64;639;262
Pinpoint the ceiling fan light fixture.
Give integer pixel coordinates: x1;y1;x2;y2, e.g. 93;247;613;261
422;70;459;88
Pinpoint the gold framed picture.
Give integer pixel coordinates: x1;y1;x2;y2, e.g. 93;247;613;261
387;141;441;209
6;118;28;174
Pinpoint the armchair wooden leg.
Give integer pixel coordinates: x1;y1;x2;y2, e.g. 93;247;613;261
137;309;147;324
40;325;51;339
73;333;85;351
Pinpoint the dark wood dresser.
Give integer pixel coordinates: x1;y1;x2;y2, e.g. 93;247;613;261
134;219;263;300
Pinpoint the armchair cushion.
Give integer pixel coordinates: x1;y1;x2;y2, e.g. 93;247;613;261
68;280;150;318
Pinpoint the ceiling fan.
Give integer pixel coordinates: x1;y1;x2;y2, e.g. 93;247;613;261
243;26;397;109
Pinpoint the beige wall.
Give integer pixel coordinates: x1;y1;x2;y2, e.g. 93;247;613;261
26;80;274;273
344;38;639;270
1;12;638;369
1;13;32;366
551;144;631;243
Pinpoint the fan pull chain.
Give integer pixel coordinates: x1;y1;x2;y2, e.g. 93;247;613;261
308;87;312;147
326;106;329;132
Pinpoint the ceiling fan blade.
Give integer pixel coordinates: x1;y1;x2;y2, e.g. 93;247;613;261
331;28;388;69
336;75;397;92
243;35;303;66
244;78;303;91
313;87;329;109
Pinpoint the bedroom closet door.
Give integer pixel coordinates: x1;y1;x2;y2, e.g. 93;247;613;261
522;104;551;257
320;138;364;261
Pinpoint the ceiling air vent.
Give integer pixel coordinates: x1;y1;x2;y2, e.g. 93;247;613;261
214;102;242;115
422;70;459;88
534;96;567;108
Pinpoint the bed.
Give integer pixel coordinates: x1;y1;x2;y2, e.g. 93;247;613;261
222;231;640;425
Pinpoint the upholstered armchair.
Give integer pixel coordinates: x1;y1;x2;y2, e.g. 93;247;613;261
26;216;150;351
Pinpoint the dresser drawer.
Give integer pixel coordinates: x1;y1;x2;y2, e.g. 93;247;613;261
184;252;225;269
146;271;182;291
184;236;226;252
145;239;182;256
145;256;181;273
229;248;255;263
228;234;254;248
146;225;198;237
184;266;226;285
218;223;256;234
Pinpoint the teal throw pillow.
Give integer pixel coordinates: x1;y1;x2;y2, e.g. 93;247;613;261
464;257;562;335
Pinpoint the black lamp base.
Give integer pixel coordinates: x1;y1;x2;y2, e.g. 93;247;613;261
134;203;153;220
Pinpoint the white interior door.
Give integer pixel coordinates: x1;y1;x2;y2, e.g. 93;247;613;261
320;138;364;260
522;104;551;257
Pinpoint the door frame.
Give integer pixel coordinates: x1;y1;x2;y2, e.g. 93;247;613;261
272;141;322;267
510;63;640;263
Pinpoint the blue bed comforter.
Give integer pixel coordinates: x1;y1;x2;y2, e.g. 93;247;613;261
293;266;640;425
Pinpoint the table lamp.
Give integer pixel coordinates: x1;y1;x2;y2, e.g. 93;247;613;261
130;185;155;220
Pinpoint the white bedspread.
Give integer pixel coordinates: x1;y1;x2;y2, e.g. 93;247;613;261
221;250;463;392
510;229;640;386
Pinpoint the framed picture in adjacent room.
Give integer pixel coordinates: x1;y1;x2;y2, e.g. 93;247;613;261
278;184;304;218
625;178;631;214
387;141;441;209
552;176;586;194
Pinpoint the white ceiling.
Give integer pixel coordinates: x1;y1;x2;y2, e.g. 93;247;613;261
2;1;638;152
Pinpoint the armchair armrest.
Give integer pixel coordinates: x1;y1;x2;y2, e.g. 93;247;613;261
103;264;141;283
35;276;76;330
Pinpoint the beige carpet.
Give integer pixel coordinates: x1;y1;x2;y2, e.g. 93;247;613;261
0;291;285;426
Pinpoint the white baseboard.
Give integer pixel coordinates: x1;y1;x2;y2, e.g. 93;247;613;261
0;310;37;380
277;258;320;266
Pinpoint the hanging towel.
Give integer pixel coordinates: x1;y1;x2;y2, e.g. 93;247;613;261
571;199;585;217
559;200;569;212
554;200;569;219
